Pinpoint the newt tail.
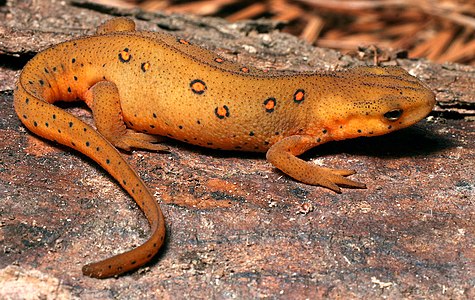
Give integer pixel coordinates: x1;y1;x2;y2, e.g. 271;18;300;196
13;17;435;278
14;56;166;279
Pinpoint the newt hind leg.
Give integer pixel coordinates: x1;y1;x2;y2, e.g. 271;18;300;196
96;17;136;34
84;81;168;152
266;135;366;193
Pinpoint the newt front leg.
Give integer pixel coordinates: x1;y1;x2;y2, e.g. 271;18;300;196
266;135;366;193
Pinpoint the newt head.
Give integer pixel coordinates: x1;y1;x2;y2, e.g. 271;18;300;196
320;66;436;140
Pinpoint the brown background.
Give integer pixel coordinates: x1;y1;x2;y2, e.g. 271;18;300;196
0;0;473;298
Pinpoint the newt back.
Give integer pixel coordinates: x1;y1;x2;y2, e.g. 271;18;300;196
13;17;435;278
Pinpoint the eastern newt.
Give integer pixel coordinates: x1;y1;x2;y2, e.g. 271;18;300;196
13;17;436;278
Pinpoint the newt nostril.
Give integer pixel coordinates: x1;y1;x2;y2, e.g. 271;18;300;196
384;109;403;121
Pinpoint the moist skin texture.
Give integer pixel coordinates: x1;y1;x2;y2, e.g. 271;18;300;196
14;17;436;278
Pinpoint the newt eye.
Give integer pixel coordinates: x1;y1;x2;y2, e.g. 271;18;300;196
384;109;403;121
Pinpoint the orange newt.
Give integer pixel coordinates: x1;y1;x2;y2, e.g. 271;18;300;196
13;17;436;278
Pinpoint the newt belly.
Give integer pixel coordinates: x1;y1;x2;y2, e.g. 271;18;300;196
13;17;436;278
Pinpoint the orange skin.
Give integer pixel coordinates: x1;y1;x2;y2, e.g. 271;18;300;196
13;17;435;278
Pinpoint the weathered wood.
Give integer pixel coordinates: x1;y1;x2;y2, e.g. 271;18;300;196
0;0;473;298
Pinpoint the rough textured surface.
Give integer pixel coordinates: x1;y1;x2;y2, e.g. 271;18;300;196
0;0;474;299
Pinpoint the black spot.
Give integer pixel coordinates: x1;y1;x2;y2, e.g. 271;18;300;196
39;80;44;86
131;260;136;265
25;98;29;104
214;105;230;119
96;147;100;151
71;142;76;147
388;125;392;129
67;87;72;93
322;129;327;134
153;113;157;118
293;89;305;103
317;138;321;142
275;132;279;135
207;142;213;145
150;125;155;128
249;131;255;136
86;141;90;147
33;121;38;127
74;76;78;81
72;58;76;63
52;114;56;119
106;159;110;164
263;97;276;113
58;129;61;133
264;141;269;145
123;180;127;185
179;125;183;129
45;122;49;127
28;81;33;85
53;67;57;72
69;122;73;127
190;79;207;95
141;62;150;72
83;128;87;132
118;48;132;63
44;68;49;73
357;129;362;133
197;120;201;124
22;115;27;119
